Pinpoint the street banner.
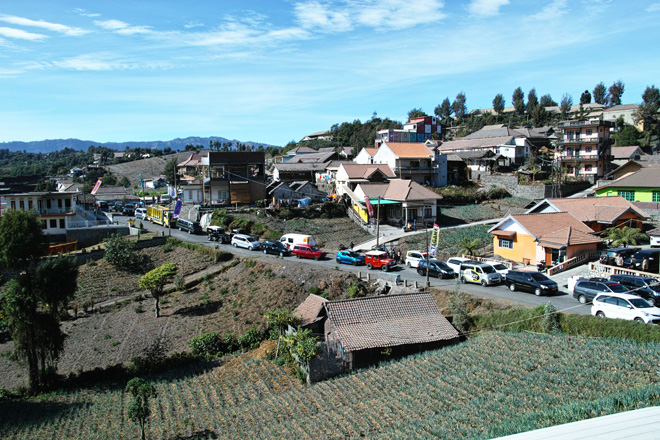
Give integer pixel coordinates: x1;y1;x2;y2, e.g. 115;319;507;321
429;223;441;255
172;198;183;218
90;179;102;195
364;196;374;218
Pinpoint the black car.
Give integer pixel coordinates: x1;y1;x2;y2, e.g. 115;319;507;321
609;274;660;306
122;203;136;216
207;226;231;243
625;249;660;272
261;240;292;257
417;259;455;279
572;280;628;304
599;247;640;265
505;270;558;296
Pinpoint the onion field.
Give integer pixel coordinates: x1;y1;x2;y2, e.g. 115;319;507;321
2;332;660;440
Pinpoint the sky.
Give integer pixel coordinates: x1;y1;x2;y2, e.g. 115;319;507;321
1;0;659;147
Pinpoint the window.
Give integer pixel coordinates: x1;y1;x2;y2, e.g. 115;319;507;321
499;238;513;249
618;190;635;202
59;219;65;228
10;201;15;209
65;199;71;208
586;129;592;135
49;219;57;228
653;191;660;203
585;146;592;152
424;207;432;218
585;164;592;172
19;200;25;210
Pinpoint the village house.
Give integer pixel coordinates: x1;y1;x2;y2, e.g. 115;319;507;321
334;163;396;196
375;115;443;147
489;212;602;267
595;167;660;205
321;292;459;374
557;118;614;182
354;147;379;164
202;151;267;205
525;196;649;233
369;142;447;187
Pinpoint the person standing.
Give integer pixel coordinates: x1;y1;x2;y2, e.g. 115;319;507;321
642;257;649;272
616;254;624;267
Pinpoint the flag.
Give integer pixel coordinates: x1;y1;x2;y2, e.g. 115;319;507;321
172;198;183;218
168;185;176;198
364;195;374;218
90;179;102;195
139;173;144;187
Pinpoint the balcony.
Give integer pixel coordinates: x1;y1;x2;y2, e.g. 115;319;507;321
562;154;600;161
561;137;600;145
36;207;76;216
558;119;611;128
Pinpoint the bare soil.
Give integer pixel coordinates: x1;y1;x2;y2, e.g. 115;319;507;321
0;258;359;391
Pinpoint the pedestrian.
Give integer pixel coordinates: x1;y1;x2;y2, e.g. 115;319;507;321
396;249;402;263
349;241;354;250
642;257;649;272
413;219;417;232
616;254;624;267
630;256;637;269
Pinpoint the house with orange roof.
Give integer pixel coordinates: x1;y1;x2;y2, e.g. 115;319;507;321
525;196;649;233
489;212;602;266
354;147;379;164
370;142;447;186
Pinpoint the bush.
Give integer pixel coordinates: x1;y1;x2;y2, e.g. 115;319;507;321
448;285;470;333
542;302;560;334
238;328;267;350
189;332;224;357
103;234;136;269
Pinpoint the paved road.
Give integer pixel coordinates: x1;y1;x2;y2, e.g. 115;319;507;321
117;214;592;316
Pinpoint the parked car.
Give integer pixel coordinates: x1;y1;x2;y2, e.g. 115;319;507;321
336;250;365;266
134;208;147;220
364;250;397;271
568;275;609;293
599;247;640;265
112;201;124;212
625;249;660;273
231;234;261;251
280;233;315;249
417;259;455;279
261;240;292;257
405;251;428;268
485;262;510;280
505;270;558;296
445;257;480;274
177;218;202;234
459;262;502;286
292;244;326;260
572;279;628;304
608;274;660;306
591;292;660;324
122;203;136;216
207;226;231;243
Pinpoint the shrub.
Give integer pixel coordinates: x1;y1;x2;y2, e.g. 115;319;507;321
448;284;470;333
542;302;560;334
238;328;267;350
189;332;223;357
103;234;136;269
174;274;185;291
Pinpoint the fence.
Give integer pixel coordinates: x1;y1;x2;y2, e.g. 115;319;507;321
547;251;600;276
46;241;78;256
588;262;660;279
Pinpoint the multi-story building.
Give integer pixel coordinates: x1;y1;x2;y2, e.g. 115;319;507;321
375;116;443;146
557;118;614;182
370;142;447;187
201;152;266;204
1;192;79;236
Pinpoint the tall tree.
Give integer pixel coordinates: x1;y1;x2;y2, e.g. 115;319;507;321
126;378;157;440
512;87;525;115
0;210;78;393
452;92;467;119
492;94;505;116
580;90;592;104
407;108;426;120
593;82;608;105
163;158;178;184
559;94;573;119
434;97;453;120
637;85;660;125
531;105;549;126
139;263;178;318
527;88;539;114
539;94;557;107
608;80;625;106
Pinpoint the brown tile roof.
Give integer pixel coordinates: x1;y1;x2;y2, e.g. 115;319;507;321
647;227;660;236
360;180;442;201
538;226;602;248
437;136;514;151
294;294;328;327
363;148;378;157
608;167;660;189
610;146;644;159
545;196;649;223
383;142;434;159
324;292;459;352
512;212;595;238
340;163;395;179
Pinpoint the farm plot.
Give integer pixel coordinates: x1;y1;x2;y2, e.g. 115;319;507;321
2;331;659;440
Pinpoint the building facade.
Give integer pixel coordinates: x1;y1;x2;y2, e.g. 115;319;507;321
557;118;614;182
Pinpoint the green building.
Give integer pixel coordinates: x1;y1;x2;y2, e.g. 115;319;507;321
595;167;660;202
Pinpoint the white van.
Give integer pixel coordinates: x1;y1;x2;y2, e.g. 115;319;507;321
160;194;171;204
280;233;315;249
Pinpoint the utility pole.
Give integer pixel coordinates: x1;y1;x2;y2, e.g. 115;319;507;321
376;196;381;248
424;214;430;288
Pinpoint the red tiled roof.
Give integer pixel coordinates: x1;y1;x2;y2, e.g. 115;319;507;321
340;163;395;179
545;196;649;223
294;294;328;327
325;292;459;352
538;226;602;248
359;180;442;202
512;212;594;238
383;142;434;159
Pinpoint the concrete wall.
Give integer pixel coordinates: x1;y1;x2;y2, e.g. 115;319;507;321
480;175;592;199
66;225;129;248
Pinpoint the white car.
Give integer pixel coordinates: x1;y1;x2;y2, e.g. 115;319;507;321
445;257;479;274
231;234;261;251
591;292;660;324
484;262;510;280
405;251;428;268
134;208;147;220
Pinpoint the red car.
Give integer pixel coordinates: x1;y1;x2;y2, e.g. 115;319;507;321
365;250;397;271
292;244;326;260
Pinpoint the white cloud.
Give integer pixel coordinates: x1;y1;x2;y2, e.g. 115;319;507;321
294;1;352;32
646;3;660;12
74;8;100;18
468;0;510;17
527;0;569;21
0;26;47;41
94;19;152;35
184;21;204;29
0;14;88;36
356;0;446;30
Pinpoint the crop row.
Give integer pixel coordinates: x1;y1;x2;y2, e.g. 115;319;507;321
1;332;659;439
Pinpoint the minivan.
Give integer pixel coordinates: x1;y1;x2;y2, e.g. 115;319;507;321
231;234;261;251
177;218;202;234
506;270;558;296
134;208;147;220
626;249;660;272
280;233;315;249
609;274;660;306
460;262;502;286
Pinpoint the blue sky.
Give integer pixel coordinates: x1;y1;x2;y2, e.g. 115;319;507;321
1;0;659;147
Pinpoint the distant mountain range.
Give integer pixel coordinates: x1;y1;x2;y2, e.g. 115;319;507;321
0;136;280;154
